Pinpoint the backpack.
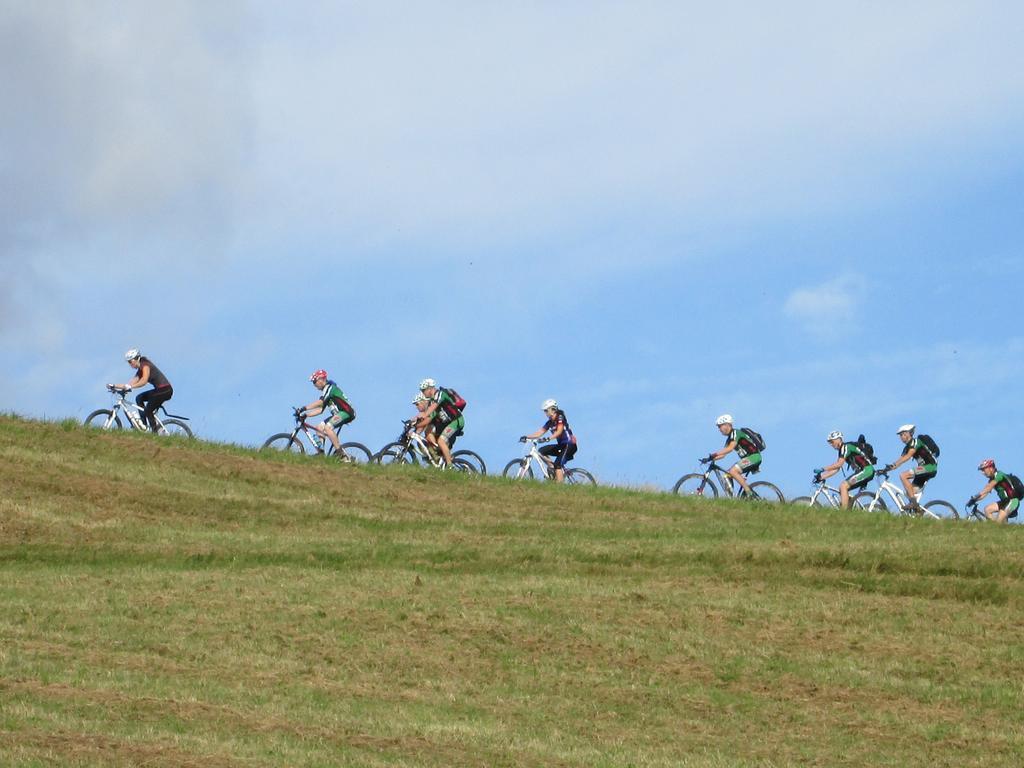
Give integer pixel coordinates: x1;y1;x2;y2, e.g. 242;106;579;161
1008;473;1024;499
856;434;877;465
325;381;355;418
740;427;765;453
443;387;466;413
918;434;940;458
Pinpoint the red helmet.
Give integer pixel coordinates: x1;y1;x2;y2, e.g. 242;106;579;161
310;369;328;382
978;458;996;470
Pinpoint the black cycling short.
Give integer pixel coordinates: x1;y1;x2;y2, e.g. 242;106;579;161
997;498;1020;519
540;442;577;469
911;468;937;488
136;385;173;431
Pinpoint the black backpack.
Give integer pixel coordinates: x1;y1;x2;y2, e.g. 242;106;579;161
1008;473;1024;499
856;434;877;465
740;427;765;452
918;434;940;458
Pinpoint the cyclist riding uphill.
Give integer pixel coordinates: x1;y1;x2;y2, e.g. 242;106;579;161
113;348;172;432
968;459;1023;523
414;378;465;468
882;424;939;511
704;414;764;498
299;370;355;458
816;430;875;509
520;399;578;483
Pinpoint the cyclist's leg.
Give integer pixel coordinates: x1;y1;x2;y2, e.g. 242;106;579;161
322;412;352;453
538;444;559;478
137;386;172;431
904;466;936;508
438;416;462;466
899;468;916;500
843;467;874;509
547;442;576;483
730;454;760;495
996;498;1019;523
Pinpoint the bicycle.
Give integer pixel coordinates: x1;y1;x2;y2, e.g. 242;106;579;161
84;385;194;438
790;476;866;509
963;500;990;522
673;458;785;501
854;468;958;520
261;408;372;462
373;421;479;473
501;439;596;485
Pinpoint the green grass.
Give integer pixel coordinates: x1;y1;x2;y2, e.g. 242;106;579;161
1;414;1022;766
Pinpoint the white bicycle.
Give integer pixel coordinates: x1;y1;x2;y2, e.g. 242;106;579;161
373;421;479;473
84;385;194;438
855;468;958;520
791;474;866;509
501;439;596;485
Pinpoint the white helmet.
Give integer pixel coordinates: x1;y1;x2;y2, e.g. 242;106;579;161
412;393;428;404
896;424;915;435
124;348;141;362
715;414;733;426
541;398;558;411
419;378;436;391
827;430;843;442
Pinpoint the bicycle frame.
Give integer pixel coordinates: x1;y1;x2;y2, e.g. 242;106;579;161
286;414;335;454
697;461;753;498
805;482;850;508
393;422;448;468
103;388;172;433
511;440;558;480
861;470;921;514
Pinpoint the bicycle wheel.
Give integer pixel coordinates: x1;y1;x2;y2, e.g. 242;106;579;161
789;496;813;506
450;458;477;474
452;449;487;475
502;459;534;480
673;474;718;498
855;492;887;513
565;467;597;486
158;418;194;438
84;409;122;430
375;443;414;465
337;442;372;463
749;481;785;503
922;500;958;521
261;433;305;453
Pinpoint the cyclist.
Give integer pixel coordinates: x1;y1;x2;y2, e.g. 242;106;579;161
704;414;761;498
114;348;172;432
817;430;875;509
299;370;355;459
415;378;464;467
968;459;1021;523
520;399;578;482
881;424;938;511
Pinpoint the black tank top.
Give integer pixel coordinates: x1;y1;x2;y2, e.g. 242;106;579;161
140;358;170;389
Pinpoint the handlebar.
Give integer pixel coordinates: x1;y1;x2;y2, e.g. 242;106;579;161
106;384;131;395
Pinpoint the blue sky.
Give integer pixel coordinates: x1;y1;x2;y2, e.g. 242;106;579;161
3;2;1023;506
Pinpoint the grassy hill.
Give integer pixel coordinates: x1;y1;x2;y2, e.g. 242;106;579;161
1;414;1022;767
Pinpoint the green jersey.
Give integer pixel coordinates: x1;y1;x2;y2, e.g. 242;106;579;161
903;437;937;468
993;471;1019;501
728;428;759;458
431;388;459;424
840;442;871;472
319;381;354;417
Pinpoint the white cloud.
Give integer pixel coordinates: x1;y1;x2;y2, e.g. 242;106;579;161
783;274;867;336
2;0;1024;358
